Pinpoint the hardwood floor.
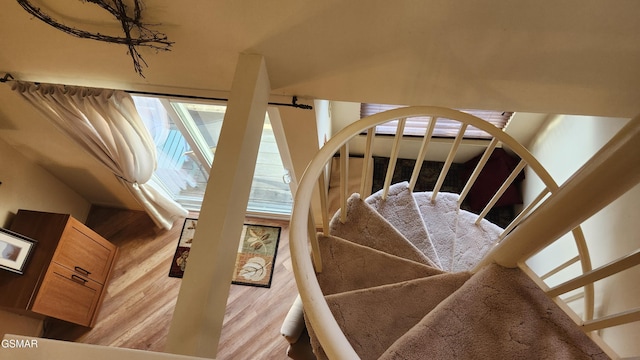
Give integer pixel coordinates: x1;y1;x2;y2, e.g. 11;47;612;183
43;206;299;359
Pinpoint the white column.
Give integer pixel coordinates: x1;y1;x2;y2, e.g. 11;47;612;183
277;106;323;226
165;54;270;358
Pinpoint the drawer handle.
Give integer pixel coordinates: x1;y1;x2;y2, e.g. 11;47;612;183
75;266;91;276
71;274;88;285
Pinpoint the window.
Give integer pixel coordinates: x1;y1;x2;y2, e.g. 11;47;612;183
132;96;293;215
361;103;513;139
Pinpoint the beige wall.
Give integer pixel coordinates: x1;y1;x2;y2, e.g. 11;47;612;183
0;137;91;227
522;115;639;357
0;137;91;340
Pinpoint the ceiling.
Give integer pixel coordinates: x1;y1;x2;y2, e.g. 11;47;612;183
1;0;639;115
0;0;639;208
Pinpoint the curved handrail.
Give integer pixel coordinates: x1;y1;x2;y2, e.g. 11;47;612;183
289;106;593;359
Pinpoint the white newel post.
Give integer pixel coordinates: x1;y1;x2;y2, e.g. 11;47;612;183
165;54;271;358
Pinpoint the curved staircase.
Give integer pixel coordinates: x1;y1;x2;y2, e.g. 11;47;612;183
310;184;607;359
287;107;640;360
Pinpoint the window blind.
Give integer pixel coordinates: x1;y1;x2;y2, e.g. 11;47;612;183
360;103;513;139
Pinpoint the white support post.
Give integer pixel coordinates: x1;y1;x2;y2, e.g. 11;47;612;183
409;117;437;192
318;166;330;235
339;143;349;223
475;160;527;224
382;118;406;200
360;128;375;197
458;137;499;206
431;123;467;202
164;54;270;358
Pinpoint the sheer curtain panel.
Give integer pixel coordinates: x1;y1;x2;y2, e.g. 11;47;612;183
12;81;188;230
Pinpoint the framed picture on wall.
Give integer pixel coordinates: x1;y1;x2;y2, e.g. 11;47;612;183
0;228;37;275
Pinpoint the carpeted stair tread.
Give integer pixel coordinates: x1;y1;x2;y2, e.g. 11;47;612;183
451;209;503;272
365;182;442;269
316;234;444;296
414;191;503;272
324;272;471;360
380;264;610;360
330;193;435;267
414;191;460;271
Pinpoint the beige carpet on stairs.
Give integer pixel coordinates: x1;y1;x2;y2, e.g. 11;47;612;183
306;189;605;360
307;234;447;360
380;264;610;360
414;191;459;271
316;234;443;296
414;191;503;272
330;193;435;267
452;209;502;272
324;272;471;360
365;182;442;269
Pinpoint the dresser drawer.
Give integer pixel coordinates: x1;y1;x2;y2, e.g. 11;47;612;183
52;218;116;284
31;262;102;327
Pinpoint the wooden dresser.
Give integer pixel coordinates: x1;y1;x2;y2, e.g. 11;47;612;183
0;210;118;327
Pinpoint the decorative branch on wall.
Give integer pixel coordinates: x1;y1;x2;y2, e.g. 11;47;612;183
16;0;173;78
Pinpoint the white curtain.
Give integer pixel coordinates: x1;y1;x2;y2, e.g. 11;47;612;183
12;81;188;230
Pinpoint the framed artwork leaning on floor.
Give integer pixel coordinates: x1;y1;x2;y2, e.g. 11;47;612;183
168;219;281;288
0;228;37;275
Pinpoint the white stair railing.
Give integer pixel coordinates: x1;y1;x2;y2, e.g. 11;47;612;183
477;115;639;268
290;106;630;359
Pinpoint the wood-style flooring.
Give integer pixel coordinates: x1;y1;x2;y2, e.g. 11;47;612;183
43;206;300;359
